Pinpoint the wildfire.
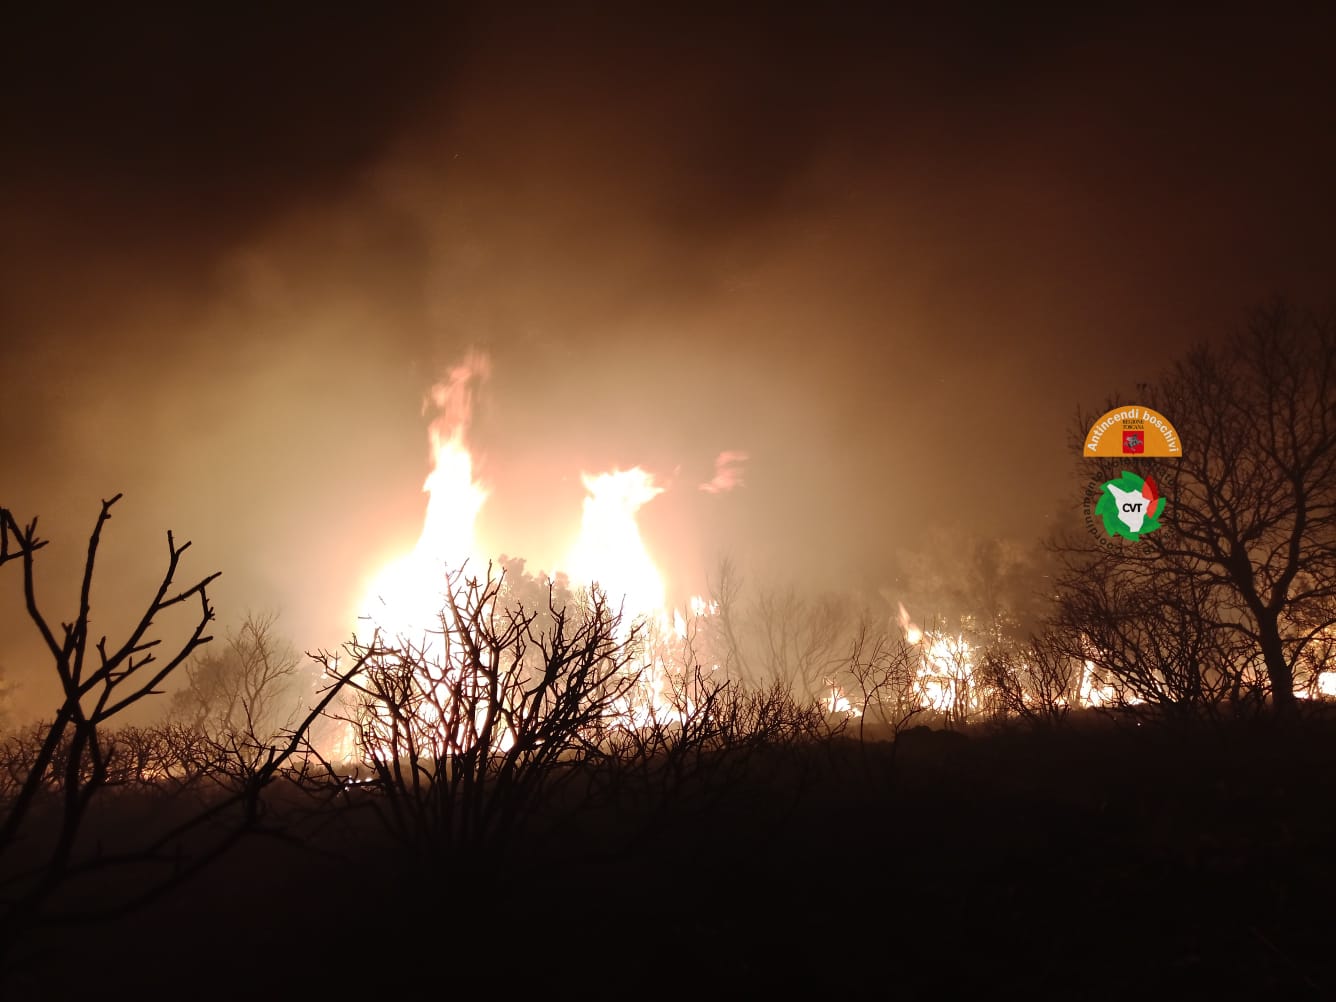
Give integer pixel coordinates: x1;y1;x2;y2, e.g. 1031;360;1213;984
1078;659;1117;708
565;467;667;626
361;361;678;642
918;633;975;715
359;352;1274;749
360;354;491;639
896;602;977;717
345;354;730;762
897;602;923;645
561;467;724;728
826;682;859;715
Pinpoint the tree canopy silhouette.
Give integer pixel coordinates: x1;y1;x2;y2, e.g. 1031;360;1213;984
1060;301;1336;717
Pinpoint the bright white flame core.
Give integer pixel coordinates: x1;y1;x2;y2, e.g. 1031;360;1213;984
564;467;666;623
360;355;490;640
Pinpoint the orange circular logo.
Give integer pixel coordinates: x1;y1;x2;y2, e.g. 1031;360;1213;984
1083;406;1181;458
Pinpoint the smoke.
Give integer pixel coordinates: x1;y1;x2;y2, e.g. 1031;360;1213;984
3;8;1335;718
426;352;492;441
700;451;749;495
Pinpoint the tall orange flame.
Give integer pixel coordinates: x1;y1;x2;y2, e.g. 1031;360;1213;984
361;353;491;639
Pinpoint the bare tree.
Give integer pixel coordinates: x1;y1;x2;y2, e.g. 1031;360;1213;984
317;564;645;856
709;559;850;701
840;614;926;742
896;532;1057;649
1055;556;1264;720
0;668;14;735
1064;302;1336;719
0;495;350;951
0;495;216;924
979;630;1083;729
170;609;305;773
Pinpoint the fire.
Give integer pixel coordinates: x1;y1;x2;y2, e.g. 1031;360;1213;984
898;602;923;645
917;632;975;715
356;351;1222;744
562;466;715;729
564;467;667;625
347;354;723;762
1078;659;1116;707
895;602;976;717
360;354;490;639
826;681;860;715
338;352;1336;745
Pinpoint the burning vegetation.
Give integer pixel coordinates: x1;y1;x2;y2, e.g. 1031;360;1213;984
1;304;1335;996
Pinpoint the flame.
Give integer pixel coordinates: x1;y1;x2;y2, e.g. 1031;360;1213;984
1078;659;1116;707
898;602;923;645
917;632;975;715
556;467;733;731
561;466;689;729
895;602;977;717
564;467;666;623
338;351;1336;738
361;354;491;639
825;680;861;716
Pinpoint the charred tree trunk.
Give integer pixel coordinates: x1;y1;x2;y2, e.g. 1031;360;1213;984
1257;611;1297;721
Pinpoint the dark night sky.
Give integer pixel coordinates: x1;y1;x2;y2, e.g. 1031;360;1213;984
2;6;1334;709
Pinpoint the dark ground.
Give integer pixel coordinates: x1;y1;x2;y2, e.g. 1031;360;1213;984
6;716;1336;1000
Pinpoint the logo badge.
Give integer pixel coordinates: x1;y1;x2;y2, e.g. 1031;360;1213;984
1094;470;1165;541
1084;406;1181;457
